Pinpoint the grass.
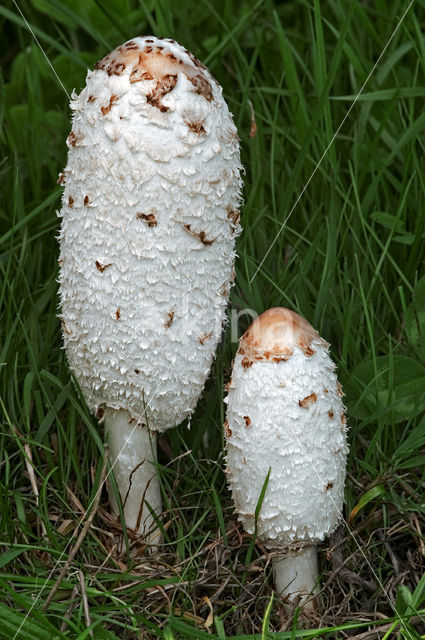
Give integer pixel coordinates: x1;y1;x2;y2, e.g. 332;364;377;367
1;0;425;637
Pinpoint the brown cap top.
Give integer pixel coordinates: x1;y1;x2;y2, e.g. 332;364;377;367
93;37;214;110
238;308;321;362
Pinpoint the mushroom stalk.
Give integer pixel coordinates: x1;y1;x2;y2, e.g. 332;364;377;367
273;544;319;611
105;409;161;544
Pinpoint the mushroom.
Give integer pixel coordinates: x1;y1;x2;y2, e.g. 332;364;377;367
57;36;242;545
224;308;348;609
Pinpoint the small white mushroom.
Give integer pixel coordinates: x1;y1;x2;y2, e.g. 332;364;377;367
58;36;242;545
224;308;348;609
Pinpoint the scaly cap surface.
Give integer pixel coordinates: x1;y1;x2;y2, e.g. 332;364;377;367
58;36;242;431
225;308;348;547
238;307;324;364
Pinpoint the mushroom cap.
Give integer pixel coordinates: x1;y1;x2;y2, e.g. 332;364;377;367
238;307;323;362
58;36;242;431
225;308;348;547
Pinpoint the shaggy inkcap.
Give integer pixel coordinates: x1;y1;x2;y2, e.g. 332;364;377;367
224;308;348;608
58;36;242;543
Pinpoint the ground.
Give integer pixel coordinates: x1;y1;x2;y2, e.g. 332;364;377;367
0;0;424;638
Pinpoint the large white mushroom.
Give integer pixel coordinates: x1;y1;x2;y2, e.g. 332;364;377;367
57;36;242;545
224;308;348;609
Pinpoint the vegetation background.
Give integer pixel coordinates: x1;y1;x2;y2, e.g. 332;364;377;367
1;0;425;638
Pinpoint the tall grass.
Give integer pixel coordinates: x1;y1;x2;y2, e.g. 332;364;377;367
1;0;425;638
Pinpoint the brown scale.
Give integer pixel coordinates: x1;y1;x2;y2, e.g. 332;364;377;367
61;318;72;336
146;74;177;112
220;282;230;298
95;261;111;273
100;94;119;115
182;223;216;246
93;40;214;112
164;311;174;329
224;377;233;392
67;131;83;147
241;356;253;369
227;207;240;226
185;120;206;134
299;393;317;409
198;331;213;345
224;420;232;438
137;211;157;227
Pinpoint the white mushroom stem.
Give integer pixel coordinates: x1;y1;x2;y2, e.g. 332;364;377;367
105;409;162;546
273;545;319;611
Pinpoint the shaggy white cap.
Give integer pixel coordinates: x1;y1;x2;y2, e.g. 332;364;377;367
58;36;242;431
225;308;348;547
